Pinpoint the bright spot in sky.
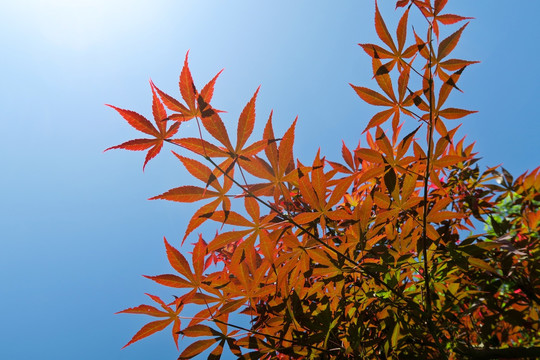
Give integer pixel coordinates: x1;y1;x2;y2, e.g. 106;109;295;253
8;0;158;51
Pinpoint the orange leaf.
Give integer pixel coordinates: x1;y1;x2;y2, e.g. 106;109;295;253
200;69;224;104
106;105;159;137
396;8;410;51
183;199;221;242
201;113;234;151
374;1;397;53
436;14;472;25
364;108;395;132
170;137;227;158
437;67;466;110
438;108;477;120
434;0;449;14
433;155;465;168
168;113;195;122
151;81;190;115
179;339;218;359
105;138;157;152
341;141;354;169
438;23;468;61
351;85;393;106
395;0;410;8
142;141;163;170
236;87;259;151
122;318;173;348
217;298;246;316
244;197;260;224
439;59;479;72
172;318;181;350
278;118;297;175
165;122;181;138
262;112;279;169
293;212;320;225
327;176;354;209
209;340;226;358
298;174;321;209
310;151;326;207
359;43;394;59
150;185;220;203
172;152;219;188
207;230;251;252
372;58;396;102
151;83;168;134
375;127;394;158
356;148;384;164
144;274;193;288
163;238;195;282
192;235;207;279
427;210;463;223
208;210;252;227
180;324;221;338
397;63;411;100
107;92;181;169
179;51;197;111
116;304;169;317
356;166;385;184
239;139;269;157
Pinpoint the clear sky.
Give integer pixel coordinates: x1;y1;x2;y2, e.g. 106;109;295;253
0;1;538;359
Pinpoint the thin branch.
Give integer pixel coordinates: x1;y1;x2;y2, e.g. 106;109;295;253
210;317;335;354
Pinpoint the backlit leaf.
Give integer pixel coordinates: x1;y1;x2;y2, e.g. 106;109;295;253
438;23;468;61
178;339;218;359
106;105;159;137
122;318;173;348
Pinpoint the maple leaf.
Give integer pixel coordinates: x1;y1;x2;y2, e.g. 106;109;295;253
169;88;269;187
150;153;235;243
359;3;417;73
395;0;430;10
117;293;182;348
432;66;478;134
205;197;278;253
199;88;269;173
178;322;242;359
434;23;479;81
152;51;224;123
226;250;273;302
293;150;352;232
351;58;418;132
240;113;298;205
413;20;479;82
105;83;180;170
144;238;214;295
417;0;473;41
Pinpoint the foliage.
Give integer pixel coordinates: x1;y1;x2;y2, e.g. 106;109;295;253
107;1;540;359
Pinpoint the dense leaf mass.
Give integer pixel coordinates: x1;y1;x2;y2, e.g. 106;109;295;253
108;1;540;359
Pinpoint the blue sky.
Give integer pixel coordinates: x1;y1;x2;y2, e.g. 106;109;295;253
0;1;538;359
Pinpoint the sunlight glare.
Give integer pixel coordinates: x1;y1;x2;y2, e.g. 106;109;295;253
19;0;158;51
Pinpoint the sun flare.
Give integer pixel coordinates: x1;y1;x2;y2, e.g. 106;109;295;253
17;0;156;50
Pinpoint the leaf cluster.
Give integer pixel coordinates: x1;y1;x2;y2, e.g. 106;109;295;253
107;1;540;359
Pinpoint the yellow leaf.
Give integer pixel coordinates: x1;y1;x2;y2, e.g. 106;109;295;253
468;258;498;274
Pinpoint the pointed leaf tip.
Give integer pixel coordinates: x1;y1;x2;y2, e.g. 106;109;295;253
236;87;260;151
121;318;173;348
106;104;159;137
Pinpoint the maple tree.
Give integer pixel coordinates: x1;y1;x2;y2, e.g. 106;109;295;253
107;1;540;359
